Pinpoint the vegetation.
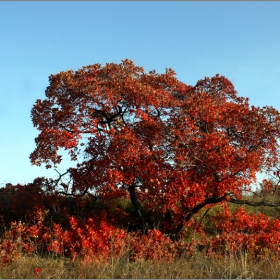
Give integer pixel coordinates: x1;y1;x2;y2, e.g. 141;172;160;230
2;59;280;278
2;247;280;279
0;192;280;278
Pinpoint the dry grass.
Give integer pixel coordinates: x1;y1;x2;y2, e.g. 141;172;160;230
1;249;280;279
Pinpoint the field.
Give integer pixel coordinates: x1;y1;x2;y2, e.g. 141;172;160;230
1;249;280;279
0;191;280;279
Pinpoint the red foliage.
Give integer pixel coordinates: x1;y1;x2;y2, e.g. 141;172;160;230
203;205;280;257
34;267;42;277
0;208;46;265
0;178;46;224
0;203;280;265
29;59;280;235
47;210;127;262
0;208;187;264
129;229;177;262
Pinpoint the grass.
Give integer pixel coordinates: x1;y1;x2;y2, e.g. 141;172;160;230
1;248;280;279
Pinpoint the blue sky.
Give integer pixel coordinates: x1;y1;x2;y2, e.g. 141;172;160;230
1;2;280;186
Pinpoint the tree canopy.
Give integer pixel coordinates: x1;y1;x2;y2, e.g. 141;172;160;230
30;59;280;238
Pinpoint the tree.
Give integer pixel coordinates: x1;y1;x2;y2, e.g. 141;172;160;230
30;59;280;239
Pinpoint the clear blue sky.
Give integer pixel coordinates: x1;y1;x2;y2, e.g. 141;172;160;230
1;2;280;186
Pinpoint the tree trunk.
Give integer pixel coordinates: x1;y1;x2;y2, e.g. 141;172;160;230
128;183;151;232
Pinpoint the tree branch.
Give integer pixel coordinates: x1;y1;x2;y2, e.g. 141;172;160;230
172;195;227;240
229;197;280;207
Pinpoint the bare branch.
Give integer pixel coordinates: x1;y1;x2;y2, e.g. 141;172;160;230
229;197;280;208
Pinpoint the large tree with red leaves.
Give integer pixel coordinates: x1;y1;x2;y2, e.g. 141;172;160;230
30;59;280;239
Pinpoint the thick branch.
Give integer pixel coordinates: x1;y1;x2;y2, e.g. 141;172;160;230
229;197;280;208
172;195;226;241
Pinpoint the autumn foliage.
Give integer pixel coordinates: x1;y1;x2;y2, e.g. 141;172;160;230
29;59;280;237
1;59;280;266
203;204;280;259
